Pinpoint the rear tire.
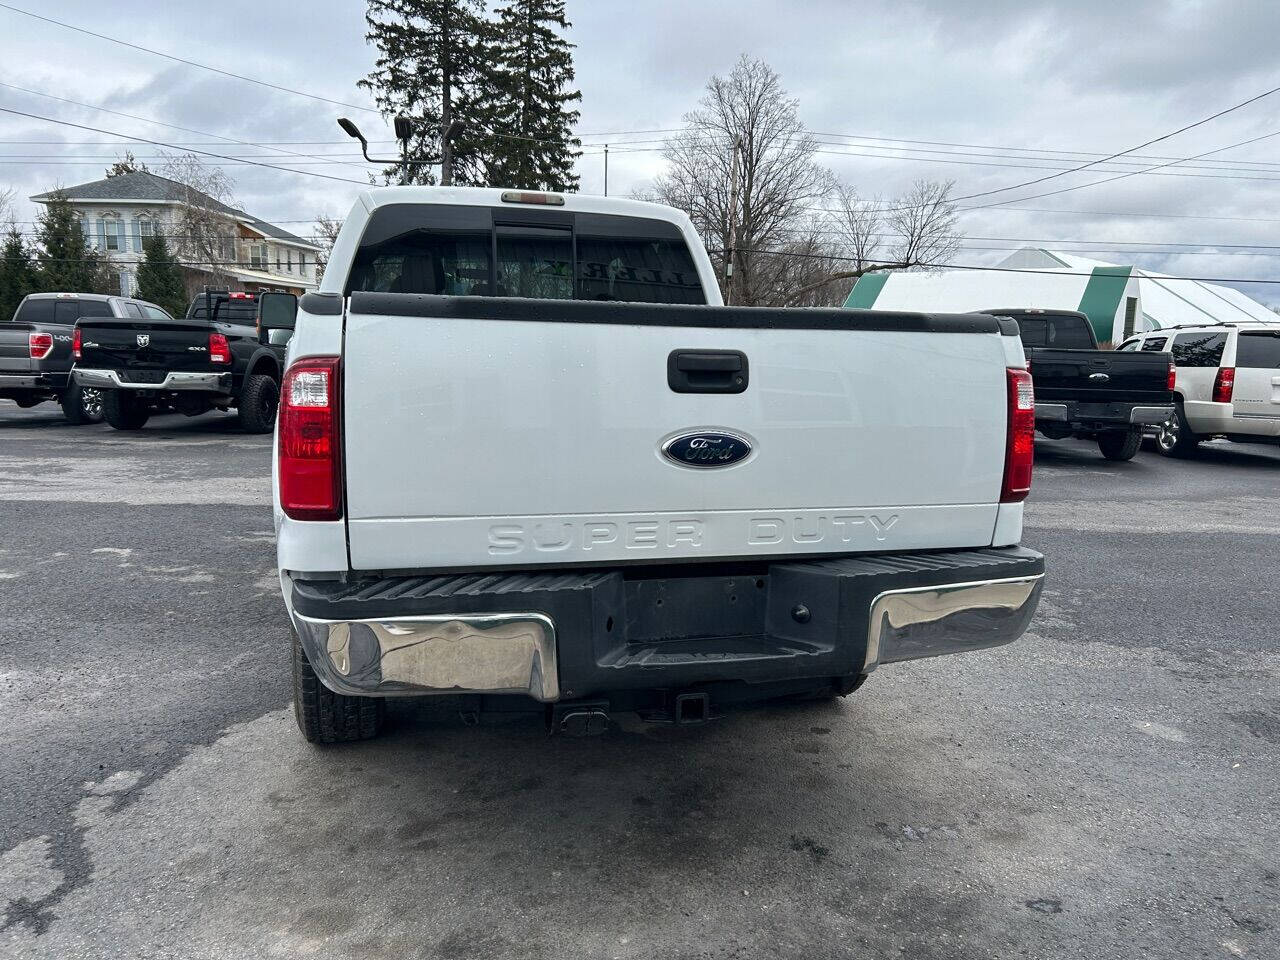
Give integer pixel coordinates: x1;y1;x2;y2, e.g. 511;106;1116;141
59;385;104;425
102;390;150;431
1098;430;1141;461
292;632;385;744
1155;402;1200;458
237;374;279;434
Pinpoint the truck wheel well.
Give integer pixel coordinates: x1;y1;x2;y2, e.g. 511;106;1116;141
249;357;279;380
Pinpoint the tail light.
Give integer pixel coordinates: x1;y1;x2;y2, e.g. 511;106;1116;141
209;332;231;364
1167;360;1176;392
1001;367;1035;503
1212;366;1234;404
72;327;82;359
279;357;341;521
28;331;53;359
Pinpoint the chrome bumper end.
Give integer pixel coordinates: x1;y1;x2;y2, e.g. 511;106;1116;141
1130;405;1173;425
864;574;1044;672
73;368;232;392
292;610;560;702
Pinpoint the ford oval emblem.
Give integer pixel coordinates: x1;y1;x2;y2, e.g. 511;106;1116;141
662;431;753;468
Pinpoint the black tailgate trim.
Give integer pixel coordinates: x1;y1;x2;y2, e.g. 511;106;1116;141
347;292;1006;334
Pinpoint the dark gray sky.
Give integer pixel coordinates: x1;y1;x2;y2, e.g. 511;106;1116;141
1;0;1278;304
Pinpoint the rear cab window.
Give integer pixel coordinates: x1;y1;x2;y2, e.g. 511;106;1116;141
188;296;258;324
1016;313;1095;349
345;203;707;305
1235;330;1280;369
13;298;54;323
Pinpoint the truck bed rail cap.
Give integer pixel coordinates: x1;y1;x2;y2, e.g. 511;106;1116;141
346;292;1008;334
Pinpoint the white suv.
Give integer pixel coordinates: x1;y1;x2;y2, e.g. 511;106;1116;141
1118;324;1280;456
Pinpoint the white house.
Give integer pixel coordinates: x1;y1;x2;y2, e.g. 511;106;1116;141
32;171;321;298
845;248;1277;346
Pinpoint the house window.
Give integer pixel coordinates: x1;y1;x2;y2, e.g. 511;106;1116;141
276;250;282;273
250;243;268;270
104;218;123;252
299;252;307;276
287;250;293;273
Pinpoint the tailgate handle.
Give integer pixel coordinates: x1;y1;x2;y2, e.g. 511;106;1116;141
668;350;748;394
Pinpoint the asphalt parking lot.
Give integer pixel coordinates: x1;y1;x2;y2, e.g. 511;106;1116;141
1;404;1277;960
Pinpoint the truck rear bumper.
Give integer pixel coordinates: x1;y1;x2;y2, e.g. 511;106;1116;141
73;368;232;392
0;372;70;391
1036;402;1172;427
284;547;1045;702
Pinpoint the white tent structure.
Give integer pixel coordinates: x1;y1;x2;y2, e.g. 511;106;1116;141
844;248;1278;346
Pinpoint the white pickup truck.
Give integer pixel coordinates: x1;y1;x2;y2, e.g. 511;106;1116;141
271;187;1044;742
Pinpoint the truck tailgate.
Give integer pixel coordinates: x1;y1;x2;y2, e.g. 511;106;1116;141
79;319;214;377
0;323;36;374
1030;348;1169;402
341;297;1013;570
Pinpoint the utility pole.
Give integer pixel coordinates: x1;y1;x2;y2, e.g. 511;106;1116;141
725;136;742;306
441;2;453;186
603;144;609;196
441;118;455;186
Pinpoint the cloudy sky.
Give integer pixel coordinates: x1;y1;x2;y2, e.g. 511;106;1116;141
1;0;1278;305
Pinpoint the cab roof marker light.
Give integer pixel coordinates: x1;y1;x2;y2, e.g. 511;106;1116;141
500;191;565;206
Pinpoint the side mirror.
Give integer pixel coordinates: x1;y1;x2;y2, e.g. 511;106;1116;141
258;292;297;332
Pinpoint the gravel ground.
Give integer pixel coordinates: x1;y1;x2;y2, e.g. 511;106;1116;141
1;402;1276;960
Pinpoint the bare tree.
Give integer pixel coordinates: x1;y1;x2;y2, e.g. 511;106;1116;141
829;183;885;273
652;56;833;306
312;214;344;283
785;179;961;305
887;179;960;267
158;152;240;289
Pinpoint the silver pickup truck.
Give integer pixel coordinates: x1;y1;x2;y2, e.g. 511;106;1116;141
271;187;1045;743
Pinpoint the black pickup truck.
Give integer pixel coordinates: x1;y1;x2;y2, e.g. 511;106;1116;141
74;291;296;432
986;308;1174;461
0;293;144;424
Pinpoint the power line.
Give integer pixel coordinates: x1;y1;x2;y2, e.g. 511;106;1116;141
0;2;377;114
960;127;1280;212
0;106;371;186
0;81;371;174
928;82;1280;205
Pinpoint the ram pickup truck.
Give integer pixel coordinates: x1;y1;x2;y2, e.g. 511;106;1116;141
275;187;1046;743
0;292;147;424
73;291;289;433
985;308;1174;461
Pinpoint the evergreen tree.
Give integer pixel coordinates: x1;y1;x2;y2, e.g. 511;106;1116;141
135;234;188;318
488;0;581;191
360;0;496;186
0;226;38;320
35;192;110;294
